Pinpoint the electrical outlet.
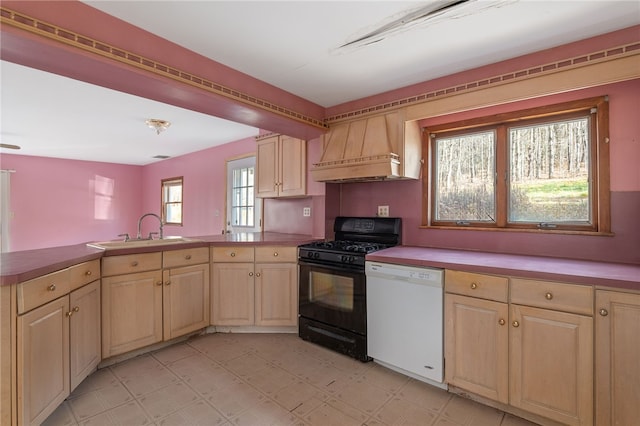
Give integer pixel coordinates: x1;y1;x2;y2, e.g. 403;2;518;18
377;205;389;217
303;207;311;217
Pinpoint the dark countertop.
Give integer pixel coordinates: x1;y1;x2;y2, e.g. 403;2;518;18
366;246;640;291
0;232;318;286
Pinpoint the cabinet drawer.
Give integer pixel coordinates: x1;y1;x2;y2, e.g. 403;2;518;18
102;252;162;276
69;259;100;291
211;246;254;262
255;246;297;263
17;269;71;314
163;247;209;268
445;270;508;302
510;278;593;315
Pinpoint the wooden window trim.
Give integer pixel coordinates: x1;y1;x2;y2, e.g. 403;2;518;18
422;96;611;235
161;176;183;226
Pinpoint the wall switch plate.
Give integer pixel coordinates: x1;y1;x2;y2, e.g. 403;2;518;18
303;207;311;217
377;205;389;217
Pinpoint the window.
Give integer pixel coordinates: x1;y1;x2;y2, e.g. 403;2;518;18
161;177;183;225
226;156;261;233
424;97;610;233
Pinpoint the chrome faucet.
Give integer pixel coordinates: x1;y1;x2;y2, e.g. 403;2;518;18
137;213;164;240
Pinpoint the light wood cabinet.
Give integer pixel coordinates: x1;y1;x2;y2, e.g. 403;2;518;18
211;262;255;325
16;260;101;425
445;271;509;403
163;264;210;339
255;246;298;326
510;304;593;426
445;294;509;403
256;134;306;198
509;278;593;426
102;270;163;358
102;247;210;358
595;290;640;426
69;280;101;391
211;245;298;327
18;296;69;426
162;247;210;340
445;272;594;426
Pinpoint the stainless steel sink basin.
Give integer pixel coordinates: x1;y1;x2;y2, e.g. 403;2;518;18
87;237;201;250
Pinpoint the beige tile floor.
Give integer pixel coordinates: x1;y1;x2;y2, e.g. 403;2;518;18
43;333;540;426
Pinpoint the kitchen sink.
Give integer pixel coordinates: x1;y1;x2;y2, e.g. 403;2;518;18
87;237;201;250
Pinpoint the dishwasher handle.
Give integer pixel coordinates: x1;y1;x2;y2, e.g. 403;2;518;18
366;262;443;286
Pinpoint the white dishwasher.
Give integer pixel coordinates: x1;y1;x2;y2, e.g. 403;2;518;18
366;261;445;388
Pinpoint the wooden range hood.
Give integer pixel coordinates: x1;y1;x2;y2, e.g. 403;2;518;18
311;109;422;183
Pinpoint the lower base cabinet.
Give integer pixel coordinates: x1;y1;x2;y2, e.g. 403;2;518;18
211;246;298;327
446;271;595;426
595;290;640;426
18;279;101;425
102;270;163;358
510;304;593;426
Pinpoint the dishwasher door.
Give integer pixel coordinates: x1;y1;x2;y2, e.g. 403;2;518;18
365;261;444;386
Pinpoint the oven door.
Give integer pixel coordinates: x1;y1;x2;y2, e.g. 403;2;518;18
298;260;366;335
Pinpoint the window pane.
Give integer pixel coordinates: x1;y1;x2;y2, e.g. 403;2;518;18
434;131;495;222
166;202;182;223
168;185;181;202
509;118;590;224
229;166;255;227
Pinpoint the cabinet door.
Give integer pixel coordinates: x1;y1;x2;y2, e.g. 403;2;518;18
256;135;279;197
595;290;640;426
18;297;70;426
102;270;163;358
278;135;306;197
69;280;101;391
444;294;508;403
510;304;593;426
255;262;298;326
163;264;210;340
211;263;255;325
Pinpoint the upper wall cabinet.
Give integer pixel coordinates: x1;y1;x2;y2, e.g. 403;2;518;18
256;134;307;198
311;108;422;182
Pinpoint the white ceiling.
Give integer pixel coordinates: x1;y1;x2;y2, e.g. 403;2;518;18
1;0;638;165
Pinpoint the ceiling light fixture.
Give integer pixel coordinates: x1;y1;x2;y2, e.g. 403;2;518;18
146;119;171;135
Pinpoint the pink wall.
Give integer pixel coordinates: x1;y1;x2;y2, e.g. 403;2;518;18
140;135;326;239
0;154;142;251
336;80;640;264
140;137;256;237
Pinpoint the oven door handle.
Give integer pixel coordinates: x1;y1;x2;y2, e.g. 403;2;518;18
298;259;363;273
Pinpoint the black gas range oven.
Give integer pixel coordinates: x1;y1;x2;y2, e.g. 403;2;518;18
298;216;401;361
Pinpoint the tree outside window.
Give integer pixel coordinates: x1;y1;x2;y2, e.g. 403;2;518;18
425;97;609;234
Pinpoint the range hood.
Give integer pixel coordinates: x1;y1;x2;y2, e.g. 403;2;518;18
311;109;422;183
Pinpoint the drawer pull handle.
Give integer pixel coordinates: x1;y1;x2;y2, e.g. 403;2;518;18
273;252;279;257
131;261;139;267
470;282;478;289
512;320;520;328
230;252;236;257
156;281;163;286
249;272;254;277
498;319;505;326
185;254;192;260
85;271;92;276
599;308;609;317
48;284;56;292
545;292;553;300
